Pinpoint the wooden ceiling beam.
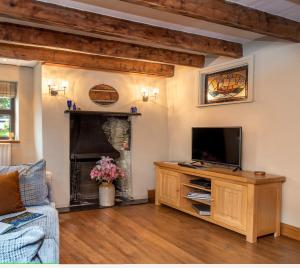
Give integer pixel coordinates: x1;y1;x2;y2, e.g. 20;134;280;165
0;0;243;58
0;22;204;67
0;43;174;77
120;0;300;42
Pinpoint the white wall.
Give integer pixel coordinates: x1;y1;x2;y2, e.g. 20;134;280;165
33;63;43;160
166;42;300;227
0;64;37;164
42;65;169;207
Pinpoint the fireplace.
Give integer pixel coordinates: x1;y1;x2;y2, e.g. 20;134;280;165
69;111;133;207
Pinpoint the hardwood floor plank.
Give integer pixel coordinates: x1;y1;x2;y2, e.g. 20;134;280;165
118;205;264;263
101;208;201;263
59;204;300;264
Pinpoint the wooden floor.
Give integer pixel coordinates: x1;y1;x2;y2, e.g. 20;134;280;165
59;204;300;264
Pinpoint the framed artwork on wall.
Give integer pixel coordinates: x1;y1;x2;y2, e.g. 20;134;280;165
198;56;254;107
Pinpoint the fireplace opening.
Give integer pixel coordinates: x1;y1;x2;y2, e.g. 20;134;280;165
69;113;132;207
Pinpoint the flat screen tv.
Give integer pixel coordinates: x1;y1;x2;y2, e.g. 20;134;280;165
192;127;242;168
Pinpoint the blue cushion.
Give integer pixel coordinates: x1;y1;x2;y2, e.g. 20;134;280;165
0;160;49;206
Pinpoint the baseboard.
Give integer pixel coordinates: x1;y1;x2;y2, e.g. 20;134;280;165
281;223;300;241
148;189;155;203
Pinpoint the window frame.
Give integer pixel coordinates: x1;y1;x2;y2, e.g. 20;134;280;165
0;97;15;140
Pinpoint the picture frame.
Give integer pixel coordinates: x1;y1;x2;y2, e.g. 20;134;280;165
198;56;254;107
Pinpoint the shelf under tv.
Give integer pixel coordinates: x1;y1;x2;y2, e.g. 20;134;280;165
182;183;211;192
183;196;211;206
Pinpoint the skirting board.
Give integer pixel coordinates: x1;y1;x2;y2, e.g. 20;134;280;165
281;223;300;241
148;189;155;203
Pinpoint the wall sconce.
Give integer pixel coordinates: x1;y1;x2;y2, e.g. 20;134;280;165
47;79;69;96
141;87;160;102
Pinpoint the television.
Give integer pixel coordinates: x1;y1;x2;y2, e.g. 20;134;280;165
192;127;242;168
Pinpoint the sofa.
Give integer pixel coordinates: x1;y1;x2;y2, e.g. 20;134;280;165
0;168;59;264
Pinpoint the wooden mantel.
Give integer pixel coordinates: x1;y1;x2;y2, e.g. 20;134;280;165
64;110;142;117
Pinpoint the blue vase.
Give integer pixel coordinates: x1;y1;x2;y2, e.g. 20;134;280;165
67;100;72;110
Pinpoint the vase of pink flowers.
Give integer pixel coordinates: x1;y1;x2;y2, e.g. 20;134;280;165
90;156;125;207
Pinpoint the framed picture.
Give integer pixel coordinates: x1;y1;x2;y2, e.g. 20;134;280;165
199;56;254;107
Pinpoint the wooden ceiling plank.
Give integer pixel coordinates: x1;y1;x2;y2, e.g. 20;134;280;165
120;0;300;42
0;0;243;58
0;22;204;67
0;42;174;77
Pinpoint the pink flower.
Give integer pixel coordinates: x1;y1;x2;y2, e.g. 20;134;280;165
90;156;125;184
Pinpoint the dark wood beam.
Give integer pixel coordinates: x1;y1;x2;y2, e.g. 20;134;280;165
0;43;174;77
0;0;242;58
120;0;300;42
0;22;204;67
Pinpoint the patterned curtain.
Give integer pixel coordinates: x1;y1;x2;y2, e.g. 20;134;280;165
0;81;17;98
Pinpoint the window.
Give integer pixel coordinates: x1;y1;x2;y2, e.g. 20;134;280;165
0;81;17;140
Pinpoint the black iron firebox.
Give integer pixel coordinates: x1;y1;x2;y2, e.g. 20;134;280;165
68;110;140;207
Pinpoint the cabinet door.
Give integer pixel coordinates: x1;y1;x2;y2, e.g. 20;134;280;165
212;180;247;231
158;169;180;207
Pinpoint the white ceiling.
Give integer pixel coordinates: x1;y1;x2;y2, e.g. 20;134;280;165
227;0;300;22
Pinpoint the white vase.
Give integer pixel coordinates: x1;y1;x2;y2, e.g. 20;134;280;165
99;182;115;207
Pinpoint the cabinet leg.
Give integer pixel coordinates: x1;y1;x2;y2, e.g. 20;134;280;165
246;234;257;243
274;232;280;238
155;199;161;206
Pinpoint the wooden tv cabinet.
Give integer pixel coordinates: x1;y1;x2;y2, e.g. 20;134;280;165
154;162;285;243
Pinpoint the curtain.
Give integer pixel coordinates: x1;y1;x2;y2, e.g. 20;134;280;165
0;81;17;98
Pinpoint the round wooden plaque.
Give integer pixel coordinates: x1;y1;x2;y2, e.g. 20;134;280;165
89;84;119;106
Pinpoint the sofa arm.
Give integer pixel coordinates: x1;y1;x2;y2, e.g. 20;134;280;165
46;171;55;205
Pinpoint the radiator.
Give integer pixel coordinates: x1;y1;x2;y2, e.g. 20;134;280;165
0;143;11;166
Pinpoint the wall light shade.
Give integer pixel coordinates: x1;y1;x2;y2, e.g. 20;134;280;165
141;87;149;102
61;80;69;90
153;88;159;99
47;79;55;87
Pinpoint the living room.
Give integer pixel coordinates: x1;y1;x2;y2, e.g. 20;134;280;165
0;0;299;266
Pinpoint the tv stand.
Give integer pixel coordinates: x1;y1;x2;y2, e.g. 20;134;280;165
154;161;285;243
